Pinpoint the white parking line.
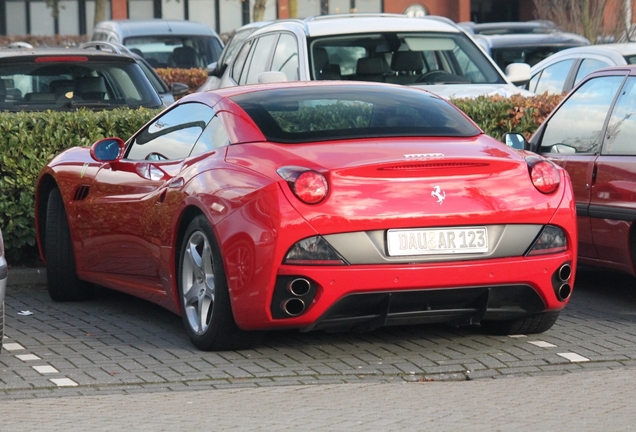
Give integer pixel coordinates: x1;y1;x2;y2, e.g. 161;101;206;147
16;354;40;361
508;335;527;338
3;343;25;351
32;365;59;374
50;378;78;387
557;352;590;362
528;341;557;348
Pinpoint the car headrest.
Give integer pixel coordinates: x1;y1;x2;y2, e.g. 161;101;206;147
391;51;424;72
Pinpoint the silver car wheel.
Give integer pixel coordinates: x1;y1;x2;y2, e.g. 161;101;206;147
181;230;216;335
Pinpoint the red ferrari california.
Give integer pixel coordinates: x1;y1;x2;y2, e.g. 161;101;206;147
36;81;577;350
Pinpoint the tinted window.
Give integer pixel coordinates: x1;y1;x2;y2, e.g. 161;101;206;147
190;115;230;156
534;59;574;95
574;58;611;85
271;33;299;81
231;40;253;83
220;28;257;67
541;76;624;153
244;35;278;85
127;102;214;160
528;70;542;93
603;76;636;155
0;60;162;111
124;35;222;68
230;85;480;143
491;46;579;70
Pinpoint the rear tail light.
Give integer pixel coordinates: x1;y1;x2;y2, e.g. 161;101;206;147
277;166;329;204
35;56;89;63
526;225;567;256
284;236;346;265
526;156;560;194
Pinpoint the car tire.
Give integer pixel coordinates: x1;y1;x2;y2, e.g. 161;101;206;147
480;311;560;335
178;215;261;351
45;188;94;301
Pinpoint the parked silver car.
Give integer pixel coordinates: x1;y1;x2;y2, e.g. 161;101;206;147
92;19;224;69
528;43;636;95
211;14;533;99
198;21;272;92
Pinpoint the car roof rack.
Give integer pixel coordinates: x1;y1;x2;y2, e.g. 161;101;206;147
80;41;133;56
5;41;34;49
304;13;407;22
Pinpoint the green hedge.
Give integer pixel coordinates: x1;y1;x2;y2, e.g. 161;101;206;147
0;108;161;264
1;94;565;266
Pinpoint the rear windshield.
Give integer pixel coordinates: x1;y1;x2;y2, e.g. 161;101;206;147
491;45;582;70
124;35;223;68
0;60;163;111
230;85;481;143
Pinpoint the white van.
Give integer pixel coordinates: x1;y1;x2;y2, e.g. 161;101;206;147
92;19;224;69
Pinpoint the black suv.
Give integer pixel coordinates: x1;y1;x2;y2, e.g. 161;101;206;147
0;46;164;111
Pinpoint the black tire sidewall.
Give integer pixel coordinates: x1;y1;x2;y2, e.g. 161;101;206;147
45;188;93;301
177;215;238;350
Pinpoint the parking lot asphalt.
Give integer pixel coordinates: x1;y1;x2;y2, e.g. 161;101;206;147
2;267;636;430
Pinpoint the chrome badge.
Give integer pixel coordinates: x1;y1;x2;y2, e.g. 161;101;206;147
431;185;446;205
404;153;444;160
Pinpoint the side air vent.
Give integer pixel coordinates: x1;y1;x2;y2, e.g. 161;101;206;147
73;185;90;201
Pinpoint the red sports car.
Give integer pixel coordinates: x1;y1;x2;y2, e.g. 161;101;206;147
36;81;577;351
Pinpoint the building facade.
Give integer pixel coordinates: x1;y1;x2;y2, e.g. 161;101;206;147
0;0;624;38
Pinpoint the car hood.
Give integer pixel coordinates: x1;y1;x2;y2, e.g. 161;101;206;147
226;136;565;234
413;83;534;99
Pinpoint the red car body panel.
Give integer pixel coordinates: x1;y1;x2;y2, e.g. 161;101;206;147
36;81;577;336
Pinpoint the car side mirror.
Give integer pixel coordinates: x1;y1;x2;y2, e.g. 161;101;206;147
91;137;125;162
207;61;227;78
171;82;190;97
505;63;531;86
502;132;530;151
258;71;287;84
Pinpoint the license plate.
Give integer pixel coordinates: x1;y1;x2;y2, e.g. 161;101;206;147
387;227;488;256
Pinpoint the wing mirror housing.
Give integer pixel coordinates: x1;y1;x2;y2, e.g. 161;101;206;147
502;132;531;151
505;63;531;86
171;82;190;97
258;71;287;84
91;137;125;162
207;61;227;78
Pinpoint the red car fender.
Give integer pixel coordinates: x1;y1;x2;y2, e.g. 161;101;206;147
212;186;319;328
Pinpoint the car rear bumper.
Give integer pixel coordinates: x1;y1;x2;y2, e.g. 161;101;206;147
234;252;574;330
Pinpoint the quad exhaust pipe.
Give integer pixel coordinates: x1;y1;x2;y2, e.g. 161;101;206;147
554;263;572;302
287;278;311;296
279;278;313;316
281;298;306;316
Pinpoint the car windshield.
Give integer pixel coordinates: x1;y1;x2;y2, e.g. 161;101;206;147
230;85;481;144
0;60;163;111
491;45;582;70
124;35;223;68
308;32;505;85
